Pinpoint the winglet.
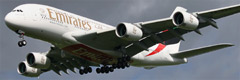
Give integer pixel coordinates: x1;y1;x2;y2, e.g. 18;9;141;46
171;43;234;58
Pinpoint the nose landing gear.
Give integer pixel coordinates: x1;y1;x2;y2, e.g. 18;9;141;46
18;40;27;47
16;30;27;47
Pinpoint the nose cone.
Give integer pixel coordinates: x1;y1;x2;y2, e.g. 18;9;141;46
5;13;17;30
5;13;13;24
5;12;25;31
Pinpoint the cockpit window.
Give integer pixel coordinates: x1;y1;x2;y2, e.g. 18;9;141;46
12;9;23;12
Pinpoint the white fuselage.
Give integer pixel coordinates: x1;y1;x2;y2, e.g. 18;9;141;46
5;4;187;67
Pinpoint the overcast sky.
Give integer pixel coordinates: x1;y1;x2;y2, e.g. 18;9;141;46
0;0;239;80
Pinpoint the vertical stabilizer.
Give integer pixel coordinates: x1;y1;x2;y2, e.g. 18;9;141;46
165;38;181;53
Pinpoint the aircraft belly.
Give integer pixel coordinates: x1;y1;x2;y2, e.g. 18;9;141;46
62;44;117;65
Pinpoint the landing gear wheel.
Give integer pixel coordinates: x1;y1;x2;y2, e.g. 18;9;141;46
84;68;88;74
21;40;27;46
121;65;125;69
100;67;105;73
96;68;101;74
105;66;109;73
18;41;23;47
87;67;92;73
109;67;114;72
79;69;84;75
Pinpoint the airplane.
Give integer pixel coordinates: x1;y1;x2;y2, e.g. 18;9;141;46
4;3;239;77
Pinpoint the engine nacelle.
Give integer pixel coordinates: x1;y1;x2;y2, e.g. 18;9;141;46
26;52;51;69
17;61;42;77
115;23;143;41
172;11;199;30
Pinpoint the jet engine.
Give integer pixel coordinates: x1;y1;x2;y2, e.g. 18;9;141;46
26;52;51;69
115;23;143;41
172;11;199;30
17;61;42;77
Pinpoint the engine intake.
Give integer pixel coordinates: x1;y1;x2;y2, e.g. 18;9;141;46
17;61;41;77
172;11;199;30
115;23;143;41
26;52;51;69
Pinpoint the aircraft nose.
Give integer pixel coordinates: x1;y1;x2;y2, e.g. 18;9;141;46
5;13;14;24
5;12;25;31
5;12;17;29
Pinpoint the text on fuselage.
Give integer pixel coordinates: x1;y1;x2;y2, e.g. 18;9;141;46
47;8;92;30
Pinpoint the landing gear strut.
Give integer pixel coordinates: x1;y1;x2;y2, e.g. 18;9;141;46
16;30;27;47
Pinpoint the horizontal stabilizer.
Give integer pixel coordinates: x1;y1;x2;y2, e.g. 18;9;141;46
171;43;234;58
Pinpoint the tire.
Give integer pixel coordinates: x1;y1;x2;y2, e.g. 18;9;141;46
22;40;27;46
109;67;114;72
18;41;23;47
96;68;100;74
121;65;125;69
84;68;88;74
105;67;109;73
100;67;105;73
79;69;84;75
88;67;92;73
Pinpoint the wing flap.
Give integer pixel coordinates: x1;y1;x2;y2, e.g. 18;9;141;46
171;43;234;58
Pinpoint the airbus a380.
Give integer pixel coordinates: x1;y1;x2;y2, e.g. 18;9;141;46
5;4;239;77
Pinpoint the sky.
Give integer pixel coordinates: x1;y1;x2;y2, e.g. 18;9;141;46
0;0;239;80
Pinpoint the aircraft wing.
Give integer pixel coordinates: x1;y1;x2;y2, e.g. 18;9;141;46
170;43;234;58
73;4;240;57
195;4;240;19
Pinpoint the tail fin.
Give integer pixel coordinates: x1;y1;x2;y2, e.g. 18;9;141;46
170;43;234;58
164;38;181;53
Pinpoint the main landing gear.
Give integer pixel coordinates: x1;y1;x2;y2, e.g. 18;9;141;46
96;65;114;74
16;30;27;47
78;55;131;75
96;55;131;74
79;67;92;75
